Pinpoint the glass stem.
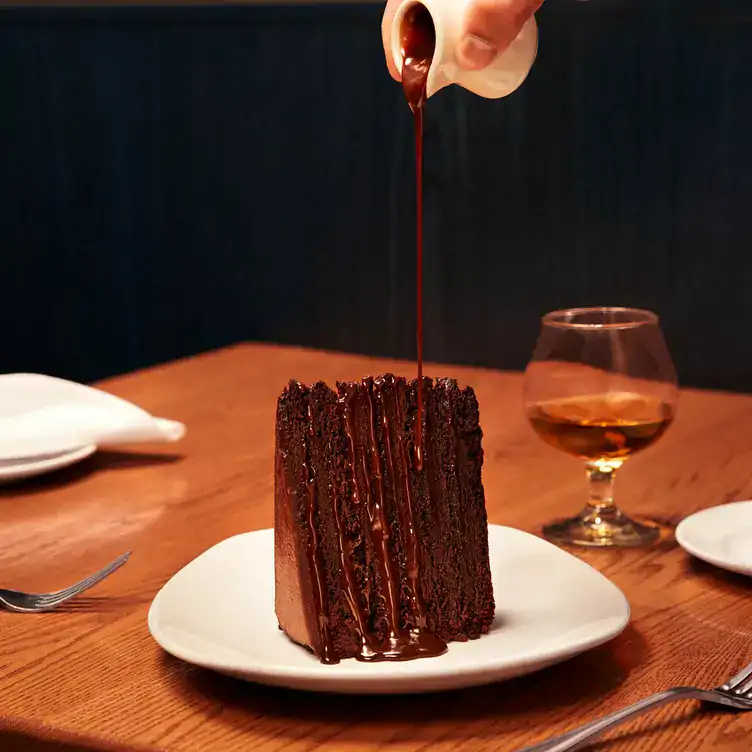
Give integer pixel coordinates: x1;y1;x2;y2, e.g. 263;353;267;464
584;464;620;522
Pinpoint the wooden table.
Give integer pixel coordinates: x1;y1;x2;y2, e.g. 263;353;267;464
2;344;752;752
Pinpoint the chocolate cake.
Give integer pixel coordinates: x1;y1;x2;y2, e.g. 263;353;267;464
274;374;494;664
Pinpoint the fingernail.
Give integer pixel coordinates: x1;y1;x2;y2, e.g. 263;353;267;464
455;34;498;70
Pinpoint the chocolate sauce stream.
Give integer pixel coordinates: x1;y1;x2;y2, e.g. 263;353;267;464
337;388;379;659
401;4;435;472
415;106;425;473
335;379;445;662
331;467;371;654
368;378;446;660
300;6;439;661
300;393;336;663
363;379;404;644
380;375;429;629
342;383;380;634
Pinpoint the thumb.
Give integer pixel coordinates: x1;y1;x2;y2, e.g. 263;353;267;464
455;0;541;71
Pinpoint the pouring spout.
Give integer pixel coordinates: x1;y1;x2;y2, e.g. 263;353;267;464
426;65;453;99
392;0;455;102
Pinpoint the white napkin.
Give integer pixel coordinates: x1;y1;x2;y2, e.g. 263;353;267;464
0;373;186;460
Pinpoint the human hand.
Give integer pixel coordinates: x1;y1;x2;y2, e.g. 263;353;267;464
382;0;543;80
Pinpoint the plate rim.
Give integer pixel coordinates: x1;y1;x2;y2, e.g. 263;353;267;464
148;524;631;692
676;500;752;576
0;443;97;480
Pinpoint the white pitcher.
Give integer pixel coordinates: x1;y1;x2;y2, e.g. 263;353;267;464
390;0;539;100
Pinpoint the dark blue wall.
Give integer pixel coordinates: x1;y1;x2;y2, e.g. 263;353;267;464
1;1;751;389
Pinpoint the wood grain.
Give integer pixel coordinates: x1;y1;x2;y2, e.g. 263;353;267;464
1;343;752;751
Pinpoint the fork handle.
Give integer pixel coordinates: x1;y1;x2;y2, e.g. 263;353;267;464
517;687;717;752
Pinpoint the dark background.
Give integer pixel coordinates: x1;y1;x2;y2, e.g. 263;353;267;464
1;0;751;390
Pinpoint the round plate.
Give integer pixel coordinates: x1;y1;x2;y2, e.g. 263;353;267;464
676;501;752;576
0;444;97;484
148;525;630;694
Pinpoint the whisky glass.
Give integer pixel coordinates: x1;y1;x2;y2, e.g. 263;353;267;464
524;307;679;547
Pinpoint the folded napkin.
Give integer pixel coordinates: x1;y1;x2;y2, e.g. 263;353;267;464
0;373;186;460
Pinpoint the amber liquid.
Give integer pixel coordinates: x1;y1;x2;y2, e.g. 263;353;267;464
528;392;674;463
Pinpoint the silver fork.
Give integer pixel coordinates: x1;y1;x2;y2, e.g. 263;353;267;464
518;658;752;752
0;552;131;612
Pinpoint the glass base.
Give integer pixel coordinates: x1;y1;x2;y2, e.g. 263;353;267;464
542;506;661;548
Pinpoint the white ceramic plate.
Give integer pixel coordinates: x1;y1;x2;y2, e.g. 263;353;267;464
676;501;752;576
148;525;630;694
0;444;97;484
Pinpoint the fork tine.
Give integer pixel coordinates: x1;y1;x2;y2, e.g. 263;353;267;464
36;573;109;604
53;552;130;594
35;553;131;606
35;567;123;607
727;669;752;698
720;659;752;692
46;553;131;595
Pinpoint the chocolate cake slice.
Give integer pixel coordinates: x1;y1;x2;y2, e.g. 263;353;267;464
274;374;494;664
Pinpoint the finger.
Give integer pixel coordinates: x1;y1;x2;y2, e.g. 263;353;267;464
456;0;542;71
382;0;403;81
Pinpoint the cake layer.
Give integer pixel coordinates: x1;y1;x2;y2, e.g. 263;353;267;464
274;374;494;664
